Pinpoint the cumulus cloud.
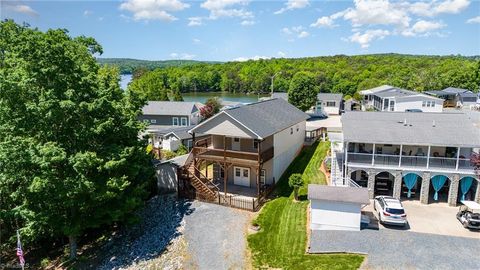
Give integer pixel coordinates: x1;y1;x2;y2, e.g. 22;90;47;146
282;26;310;39
402;20;446;36
274;0;310;14
201;0;252;19
233;55;271;62
83;10;93;16
193;38;201;44
466;16;480;24
348;29;390;48
310;16;335;28
241;20;255;26
5;3;39;16
170;52;196;60
188;17;203;26
277;51;287;57
119;0;189;21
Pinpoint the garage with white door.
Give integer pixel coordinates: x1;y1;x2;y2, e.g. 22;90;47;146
308;185;370;231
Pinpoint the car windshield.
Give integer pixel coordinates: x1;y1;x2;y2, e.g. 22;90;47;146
386;208;404;215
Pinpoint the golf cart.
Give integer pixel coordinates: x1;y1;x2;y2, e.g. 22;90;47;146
457;201;480;230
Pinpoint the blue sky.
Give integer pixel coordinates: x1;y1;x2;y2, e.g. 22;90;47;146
2;0;480;61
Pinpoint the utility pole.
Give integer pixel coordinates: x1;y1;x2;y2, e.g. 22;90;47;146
270;71;282;95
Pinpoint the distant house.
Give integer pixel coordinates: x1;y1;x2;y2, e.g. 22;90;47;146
425;87;479;108
181;98;309;209
162;126;194;151
308;184;370;231
270;92;344;116
360;85;443;112
139;101;203;148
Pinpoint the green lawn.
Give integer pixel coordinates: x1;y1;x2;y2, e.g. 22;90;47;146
248;142;364;270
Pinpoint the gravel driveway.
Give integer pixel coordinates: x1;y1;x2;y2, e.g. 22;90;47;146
309;229;480;270
183;201;252;270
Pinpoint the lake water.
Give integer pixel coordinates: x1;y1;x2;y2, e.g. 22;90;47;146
119;74;267;103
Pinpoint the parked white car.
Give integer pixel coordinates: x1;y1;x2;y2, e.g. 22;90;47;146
373;196;407;226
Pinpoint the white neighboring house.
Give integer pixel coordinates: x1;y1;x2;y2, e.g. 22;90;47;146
308;184;370;231
162;126;194;151
139;101;203;147
360;85;443;112
312;93;343;116
425;87;480;109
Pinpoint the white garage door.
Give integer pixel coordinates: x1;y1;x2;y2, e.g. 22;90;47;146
234;167;250;187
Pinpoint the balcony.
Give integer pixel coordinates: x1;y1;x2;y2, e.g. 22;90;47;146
347;152;473;172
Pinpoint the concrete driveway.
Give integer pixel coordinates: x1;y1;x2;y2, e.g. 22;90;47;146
364;200;479;238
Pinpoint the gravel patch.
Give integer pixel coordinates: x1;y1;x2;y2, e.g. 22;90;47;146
309;229;480;270
183;201;252;270
97;195;193;270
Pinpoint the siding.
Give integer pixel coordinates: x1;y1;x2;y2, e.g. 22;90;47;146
310;200;361;231
272;120;306;182
394;99;443;112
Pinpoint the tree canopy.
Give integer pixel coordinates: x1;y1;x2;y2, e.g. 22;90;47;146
288;71;318;111
0;20;154;259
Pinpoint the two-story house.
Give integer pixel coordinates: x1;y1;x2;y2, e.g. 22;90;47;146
425;87;479;108
360;85;443;112
181;98;309;209
139;101;203;148
338;111;480;206
270;92;343;116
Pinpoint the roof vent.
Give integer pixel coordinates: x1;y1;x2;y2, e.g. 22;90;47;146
432;120;436;127
403;118;407;126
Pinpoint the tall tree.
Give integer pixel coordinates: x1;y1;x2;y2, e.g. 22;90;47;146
0;20;154;259
172;89;184;101
288;71;318;111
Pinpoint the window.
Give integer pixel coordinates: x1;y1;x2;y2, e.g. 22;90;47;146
290;128;293;135
234;137;240;142
383;99;389;111
389;100;395;111
143;119;150;123
150;119;157;124
253;139;259;149
180;117;188;126
422;101;427;107
326;101;336;107
260;169;266;185
243;169;249;178
235;168;241;177
296;125;299;132
187;139;192;149
172;117;179;126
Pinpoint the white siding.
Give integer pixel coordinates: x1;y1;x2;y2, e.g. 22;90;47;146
310;200;362;231
395;99;443;112
272;120;306;182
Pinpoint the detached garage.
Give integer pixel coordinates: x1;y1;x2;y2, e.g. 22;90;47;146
308;185;370;231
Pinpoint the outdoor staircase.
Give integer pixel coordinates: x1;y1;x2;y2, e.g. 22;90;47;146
183;153;219;200
330;143;345;186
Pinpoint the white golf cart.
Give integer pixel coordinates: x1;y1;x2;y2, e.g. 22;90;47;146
457;201;480;230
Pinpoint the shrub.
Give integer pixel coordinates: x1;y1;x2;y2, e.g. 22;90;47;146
288;173;304;201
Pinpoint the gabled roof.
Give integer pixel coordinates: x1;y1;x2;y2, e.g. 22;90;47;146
142;101;202;116
190;98;309;139
317;93;343;103
360;85;442;101
164;126;192;140
359;85;395;95
271;92;288;100
342;111;480;147
308;184;370;205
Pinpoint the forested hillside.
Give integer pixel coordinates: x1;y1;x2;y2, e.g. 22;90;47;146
97;58;220;74
127;54;480;100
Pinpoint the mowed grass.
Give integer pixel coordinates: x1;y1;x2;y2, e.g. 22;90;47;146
248;142;364;270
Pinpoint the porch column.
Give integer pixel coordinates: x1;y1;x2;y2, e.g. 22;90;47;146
398;145;403;167
224;162;228;195
393;171;402;199
426;146;431;169
420;172;431;204
448;174;460;207
367;169;376;199
372;143;375;166
455;147;460;171
344;142;349;180
475;181;480;204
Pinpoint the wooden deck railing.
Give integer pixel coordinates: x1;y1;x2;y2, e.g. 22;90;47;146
192;146;274;163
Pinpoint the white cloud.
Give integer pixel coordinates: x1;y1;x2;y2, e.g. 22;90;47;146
241;20;255;26
310;16;335;28
282;26;310;39
188;17;203;26
83;10;93;16
342;0;410;28
282;27;292;35
408;0;470;17
297;31;310;38
277;51;287;57
402;20;446;36
119;0;189;21
193;38;201;44
170;52;196;60
466;16;480;24
348;29;390;48
275;0;310;14
200;0;253;20
6;3;38;16
233;55;271;62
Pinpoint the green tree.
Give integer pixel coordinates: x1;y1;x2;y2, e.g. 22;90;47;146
172;89;184;101
288;71;318;111
288;174;303;201
0;20;154;259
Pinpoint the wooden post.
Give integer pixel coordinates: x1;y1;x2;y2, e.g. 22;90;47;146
224;162;228;196
192;132;196;148
256;167;260;198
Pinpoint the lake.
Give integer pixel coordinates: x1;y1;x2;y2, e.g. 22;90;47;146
119;74;269;103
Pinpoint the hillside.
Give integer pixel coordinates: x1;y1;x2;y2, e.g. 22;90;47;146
97;58;221;74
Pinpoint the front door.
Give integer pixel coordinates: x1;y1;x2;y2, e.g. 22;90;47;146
234;167;250;187
232;137;241;151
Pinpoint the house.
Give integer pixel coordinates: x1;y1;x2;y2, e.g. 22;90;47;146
360;85;443;112
162;126;194;151
312;93;343;116
154;154;188;194
139;101;203;147
308;185;369;231
181;98;309;209
337;111;480;207
425;87;479;108
270;92;344;116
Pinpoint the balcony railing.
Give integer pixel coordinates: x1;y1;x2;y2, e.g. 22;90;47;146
347;151;473;171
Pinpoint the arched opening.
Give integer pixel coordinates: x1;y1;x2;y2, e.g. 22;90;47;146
350;170;368;188
374;171;395;197
429;175;450;203
457;176;478;203
401;172;422;200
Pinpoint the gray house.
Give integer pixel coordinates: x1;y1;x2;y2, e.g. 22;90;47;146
270;92;344;116
425;87;479;108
